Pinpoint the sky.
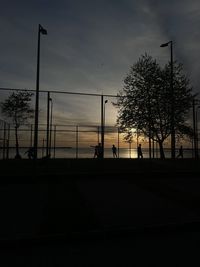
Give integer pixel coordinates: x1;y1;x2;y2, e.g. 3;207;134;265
0;0;200;147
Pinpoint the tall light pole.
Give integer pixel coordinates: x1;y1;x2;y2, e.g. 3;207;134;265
33;24;47;159
104;100;108;128
103;99;108;158
46;93;52;158
49;97;53;157
160;40;175;159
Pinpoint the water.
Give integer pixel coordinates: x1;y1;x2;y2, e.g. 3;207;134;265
1;147;194;159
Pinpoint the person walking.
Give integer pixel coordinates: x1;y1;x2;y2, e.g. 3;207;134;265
137;144;143;159
112;144;117;158
90;145;99;158
177;145;183;158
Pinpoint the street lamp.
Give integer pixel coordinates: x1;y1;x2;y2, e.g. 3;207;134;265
33;24;47;159
160;40;175;159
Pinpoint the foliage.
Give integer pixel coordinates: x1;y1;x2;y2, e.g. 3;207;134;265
114;54;193;158
1;91;34;158
1;91;34;126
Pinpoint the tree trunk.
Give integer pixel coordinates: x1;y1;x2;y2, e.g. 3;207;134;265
158;140;165;159
15;126;20;158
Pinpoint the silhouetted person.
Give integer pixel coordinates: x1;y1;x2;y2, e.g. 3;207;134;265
24;147;34;159
137;144;143;159
97;143;103;158
177;145;183;158
90;144;102;158
91;145;98;158
112;144;117;158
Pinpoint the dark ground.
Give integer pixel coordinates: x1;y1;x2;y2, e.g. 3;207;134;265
0;158;200;266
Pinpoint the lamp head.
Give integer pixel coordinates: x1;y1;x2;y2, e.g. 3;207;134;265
160;41;172;47
160;42;169;47
39;24;47;35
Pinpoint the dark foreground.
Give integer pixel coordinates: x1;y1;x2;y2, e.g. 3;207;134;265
0;158;200;266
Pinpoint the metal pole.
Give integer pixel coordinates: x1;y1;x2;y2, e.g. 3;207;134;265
101;95;104;158
46;91;50;157
196;106;200;159
6;124;10;159
97;126;99;144
33;24;47;159
193;98;197;159
76;125;79;159
3;122;6;159
53;125;56;158
49;98;53;157
33;25;41;159
42;138;45;158
152;138;155;158
160;41;175;159
170;41;175;159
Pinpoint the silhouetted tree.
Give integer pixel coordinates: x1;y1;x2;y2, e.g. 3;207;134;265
1;91;34;159
114;54;193;159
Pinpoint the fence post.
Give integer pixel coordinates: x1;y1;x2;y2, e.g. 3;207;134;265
46;91;50;157
6;124;10;159
76;125;79;159
53;125;56;158
3;122;6;159
97;126;99;144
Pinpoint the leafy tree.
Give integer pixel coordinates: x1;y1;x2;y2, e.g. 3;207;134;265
115;54;193;159
1;91;34;159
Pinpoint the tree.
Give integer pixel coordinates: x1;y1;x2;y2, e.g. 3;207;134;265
1;91;34;159
114;54;193;159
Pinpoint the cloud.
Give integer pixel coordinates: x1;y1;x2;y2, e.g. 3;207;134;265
0;0;200;129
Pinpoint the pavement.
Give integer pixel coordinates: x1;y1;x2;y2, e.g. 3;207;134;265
0;159;200;266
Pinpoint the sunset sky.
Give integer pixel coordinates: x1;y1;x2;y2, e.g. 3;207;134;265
0;0;200;148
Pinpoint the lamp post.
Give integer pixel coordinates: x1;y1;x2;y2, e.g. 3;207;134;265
46;93;53;158
160;40;175;159
49;97;53;157
104;99;108;127
33;24;47;159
